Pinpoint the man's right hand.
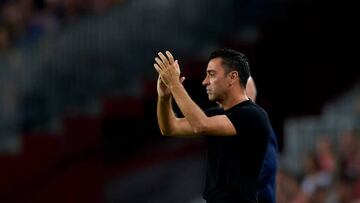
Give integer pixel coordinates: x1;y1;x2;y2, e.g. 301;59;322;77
157;75;171;98
157;75;185;98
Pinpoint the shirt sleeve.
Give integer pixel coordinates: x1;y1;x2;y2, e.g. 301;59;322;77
205;106;224;117
225;107;252;137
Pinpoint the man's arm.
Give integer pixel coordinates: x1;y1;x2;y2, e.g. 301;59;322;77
154;51;236;136
155;74;195;137
169;80;236;136
157;94;195;136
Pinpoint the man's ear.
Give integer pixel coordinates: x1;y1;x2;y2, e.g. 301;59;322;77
229;71;238;80
228;71;239;86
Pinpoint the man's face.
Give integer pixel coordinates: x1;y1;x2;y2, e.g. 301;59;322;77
202;57;229;102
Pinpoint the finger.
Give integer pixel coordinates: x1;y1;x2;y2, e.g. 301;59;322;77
165;51;174;64
155;57;165;70
158;52;169;66
174;60;180;71
154;63;163;74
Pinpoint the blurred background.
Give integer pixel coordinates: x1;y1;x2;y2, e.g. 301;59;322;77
0;0;359;202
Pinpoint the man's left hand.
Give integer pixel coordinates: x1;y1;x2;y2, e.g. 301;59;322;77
153;51;181;88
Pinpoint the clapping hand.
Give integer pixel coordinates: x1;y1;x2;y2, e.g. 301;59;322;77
154;51;184;97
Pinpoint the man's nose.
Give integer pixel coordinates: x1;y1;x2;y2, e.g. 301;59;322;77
202;77;208;86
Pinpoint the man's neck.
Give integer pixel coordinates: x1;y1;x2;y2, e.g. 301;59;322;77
221;93;249;110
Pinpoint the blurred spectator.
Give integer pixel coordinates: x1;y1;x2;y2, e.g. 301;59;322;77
276;167;308;203
309;186;328;203
247;76;279;203
300;152;332;198
315;136;336;174
334;177;358;203
0;0;126;50
338;130;360;180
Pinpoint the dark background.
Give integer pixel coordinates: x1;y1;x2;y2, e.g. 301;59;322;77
240;0;358;150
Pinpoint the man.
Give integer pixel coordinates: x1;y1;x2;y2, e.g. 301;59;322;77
246;77;257;102
154;48;274;203
246;76;278;203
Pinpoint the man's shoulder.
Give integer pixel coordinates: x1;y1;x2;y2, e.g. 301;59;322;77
227;100;258;114
205;106;224;116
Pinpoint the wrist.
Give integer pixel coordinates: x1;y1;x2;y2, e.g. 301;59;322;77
158;94;172;101
169;80;182;91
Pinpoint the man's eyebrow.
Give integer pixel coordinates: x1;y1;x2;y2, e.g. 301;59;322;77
207;70;215;73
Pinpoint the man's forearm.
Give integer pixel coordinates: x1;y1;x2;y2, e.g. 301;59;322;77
157;96;177;135
169;82;208;133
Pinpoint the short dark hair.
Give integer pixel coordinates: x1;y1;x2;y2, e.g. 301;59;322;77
208;48;250;87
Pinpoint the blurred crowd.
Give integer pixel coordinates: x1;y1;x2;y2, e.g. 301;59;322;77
277;128;360;203
0;0;125;51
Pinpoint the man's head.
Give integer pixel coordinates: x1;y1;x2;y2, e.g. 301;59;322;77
202;48;251;102
208;48;250;87
246;76;257;102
